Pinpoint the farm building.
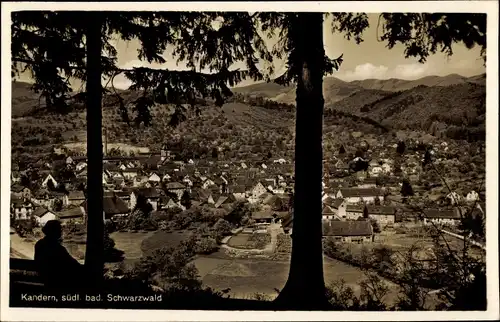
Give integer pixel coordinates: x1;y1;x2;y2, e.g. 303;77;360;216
164;182;186;200
345;205;365;220
329;199;347;219
252;210;286;225
58;207;84;225
11;184;31;200
31;207;57;226
11;197;34;220
336;188;384;204
130;187;161;211
67;191;86;206
322;220;373;243
357;177;377;189
366;206;397;224
422;209;461;226
81;195;130;221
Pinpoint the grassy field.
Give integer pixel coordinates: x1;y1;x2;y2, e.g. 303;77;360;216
227;233;251;248
140;230;191;255
192;254;400;303
111;231;155;260
227;232;271;250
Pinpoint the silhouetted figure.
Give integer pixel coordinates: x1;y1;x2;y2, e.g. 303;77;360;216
34;220;83;291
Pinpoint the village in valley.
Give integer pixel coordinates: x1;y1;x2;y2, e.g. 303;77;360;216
10;92;486;302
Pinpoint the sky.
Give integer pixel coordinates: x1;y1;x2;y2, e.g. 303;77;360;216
15;13;486;90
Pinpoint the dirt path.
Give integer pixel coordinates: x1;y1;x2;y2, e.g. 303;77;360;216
10;234;36;260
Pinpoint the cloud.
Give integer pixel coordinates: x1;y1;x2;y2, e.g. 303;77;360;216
339;63;389;81
337;62;431;81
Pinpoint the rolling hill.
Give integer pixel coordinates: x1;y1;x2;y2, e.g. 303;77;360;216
232;73;486;106
11;72;486;142
232;73;486;141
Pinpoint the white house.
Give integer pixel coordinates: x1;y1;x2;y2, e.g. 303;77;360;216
252;182;267;198
330;199;347;219
381;163;392;174
322;205;343;221
446;191;463;205
231;186;247;201
32;207;57;226
148;173;161;183
133;176;150;187
11;198;34;220
202;178;216;190
75;161;87;172
122;168;139;179
345;205;365;220
164;182;186;200
130;188;160;211
182;176;193;187
423;209;461;226
41;174;58;188
336;188;384;205
366;206;397;224
466;191;479;203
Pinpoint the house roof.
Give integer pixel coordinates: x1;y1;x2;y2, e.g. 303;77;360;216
122;167;140;172
423;209;460;219
58;207;84;219
68;191;85;200
11;184;28;193
134;187;160;199
330;198;345;209
231;185;246;194
252;210;275;220
282;213;293;228
366;206;397;216
165;182;185;190
103;163;120;172
48;191;68;198
346;205;365;213
339;188;383;198
322;221;373;237
322;206;335;215
363;177;378;184
32;206;52;218
194;188;211;201
214;196;230;208
82;196;129;215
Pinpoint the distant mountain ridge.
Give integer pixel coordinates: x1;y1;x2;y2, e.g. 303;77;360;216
232;73;486;142
232;73;486;105
11;72;486;142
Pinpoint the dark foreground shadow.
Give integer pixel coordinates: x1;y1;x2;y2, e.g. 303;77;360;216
10;258;280;310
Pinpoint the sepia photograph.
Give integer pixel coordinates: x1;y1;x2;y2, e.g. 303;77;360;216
1;1;499;321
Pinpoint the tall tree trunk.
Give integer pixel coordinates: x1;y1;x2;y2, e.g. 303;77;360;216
84;12;104;286
275;13;328;309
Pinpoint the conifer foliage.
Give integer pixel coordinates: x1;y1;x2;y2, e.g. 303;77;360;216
11;10;486;308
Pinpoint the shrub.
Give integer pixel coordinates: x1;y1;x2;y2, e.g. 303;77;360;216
194;237;218;255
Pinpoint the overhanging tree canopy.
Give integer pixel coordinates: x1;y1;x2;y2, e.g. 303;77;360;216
11;11;486;308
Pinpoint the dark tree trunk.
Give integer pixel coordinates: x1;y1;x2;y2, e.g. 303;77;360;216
275;13;329;309
84;12;104;286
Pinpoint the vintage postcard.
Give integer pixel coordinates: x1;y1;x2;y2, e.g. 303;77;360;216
1;1;498;321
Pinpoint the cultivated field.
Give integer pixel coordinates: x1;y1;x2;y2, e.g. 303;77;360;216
193;254;400;303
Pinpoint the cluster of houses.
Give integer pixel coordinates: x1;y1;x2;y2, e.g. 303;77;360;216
10;148;296;227
10;142;485;243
